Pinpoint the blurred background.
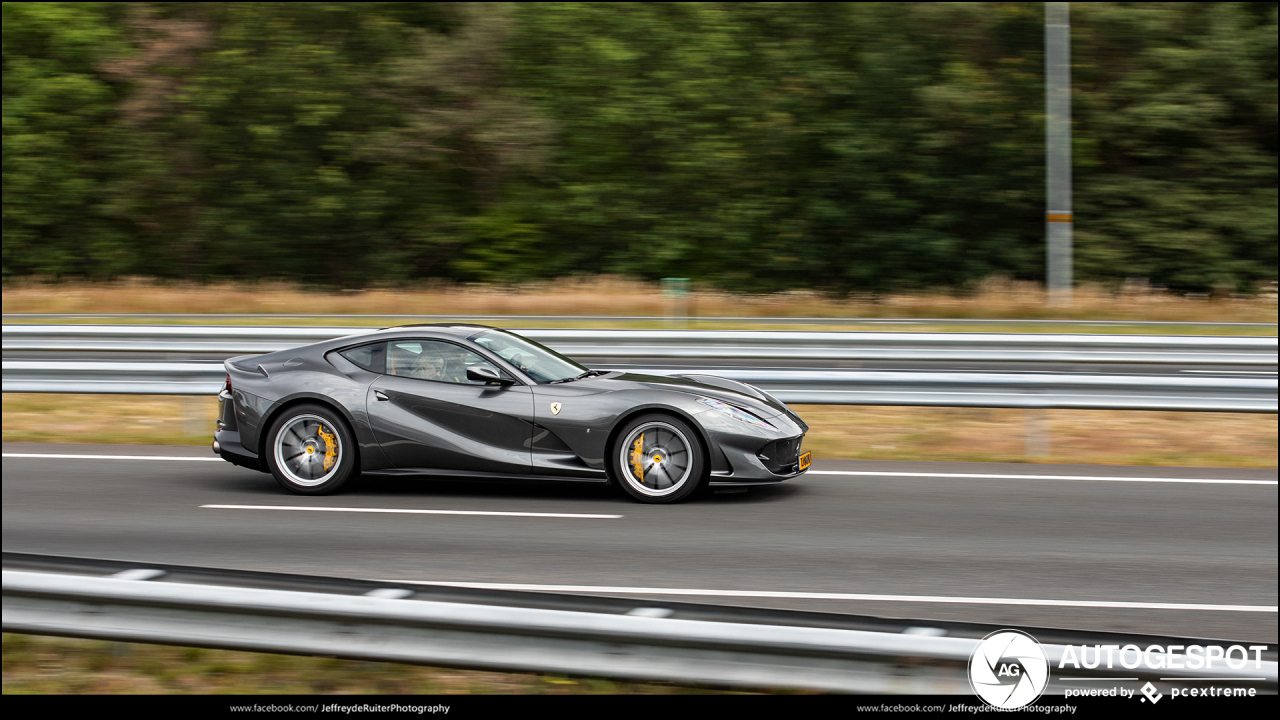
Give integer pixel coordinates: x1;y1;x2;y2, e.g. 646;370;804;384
2;4;1277;695
3;2;1276;294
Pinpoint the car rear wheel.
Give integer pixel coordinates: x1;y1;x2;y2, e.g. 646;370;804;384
265;404;357;495
612;414;706;503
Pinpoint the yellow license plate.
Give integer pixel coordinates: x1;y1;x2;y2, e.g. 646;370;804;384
798;451;811;471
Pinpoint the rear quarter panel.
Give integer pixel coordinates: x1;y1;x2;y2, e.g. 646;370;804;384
227;352;389;470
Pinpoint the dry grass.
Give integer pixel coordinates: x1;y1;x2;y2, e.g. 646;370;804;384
3;276;1276;324
1;633;741;695
795;405;1277;468
2;394;219;446
4;394;1274;468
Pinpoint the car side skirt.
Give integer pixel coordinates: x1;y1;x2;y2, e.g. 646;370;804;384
362;467;609;484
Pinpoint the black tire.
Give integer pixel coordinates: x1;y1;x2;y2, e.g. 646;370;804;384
610;413;707;504
264;403;358;495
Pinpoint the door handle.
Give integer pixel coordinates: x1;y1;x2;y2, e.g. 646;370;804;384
374;390;390;401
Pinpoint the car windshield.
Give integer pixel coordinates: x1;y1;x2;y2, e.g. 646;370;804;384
470;329;587;384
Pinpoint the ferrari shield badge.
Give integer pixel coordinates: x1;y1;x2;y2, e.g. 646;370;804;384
550;402;562;415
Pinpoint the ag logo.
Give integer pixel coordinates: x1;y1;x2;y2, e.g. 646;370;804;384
969;630;1049;709
550;402;562;416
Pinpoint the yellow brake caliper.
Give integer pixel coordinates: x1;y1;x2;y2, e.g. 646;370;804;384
630;433;645;483
318;425;338;472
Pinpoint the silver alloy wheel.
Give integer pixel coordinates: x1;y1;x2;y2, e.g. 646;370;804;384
618;421;693;497
273;413;343;487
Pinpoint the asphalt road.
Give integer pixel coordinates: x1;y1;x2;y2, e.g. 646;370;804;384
4;442;1276;643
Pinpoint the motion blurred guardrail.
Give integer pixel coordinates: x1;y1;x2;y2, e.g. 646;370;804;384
4;324;1276;364
2;360;1274;412
2;325;1276;411
5;554;1275;693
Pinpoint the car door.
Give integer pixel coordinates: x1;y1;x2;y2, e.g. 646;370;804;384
366;339;533;474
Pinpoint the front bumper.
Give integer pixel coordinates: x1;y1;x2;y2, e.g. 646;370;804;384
707;456;808;487
698;410;809;487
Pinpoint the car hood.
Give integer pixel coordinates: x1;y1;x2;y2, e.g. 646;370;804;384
583;371;789;419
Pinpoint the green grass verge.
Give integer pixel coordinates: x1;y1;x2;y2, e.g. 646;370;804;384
2;633;755;695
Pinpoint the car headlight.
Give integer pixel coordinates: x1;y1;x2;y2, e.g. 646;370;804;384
697;397;774;429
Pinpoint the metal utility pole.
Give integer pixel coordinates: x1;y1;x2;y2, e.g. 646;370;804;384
1045;2;1072;305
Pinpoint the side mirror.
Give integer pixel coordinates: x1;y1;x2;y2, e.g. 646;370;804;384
467;364;514;385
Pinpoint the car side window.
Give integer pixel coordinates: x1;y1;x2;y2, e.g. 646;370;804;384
387;340;493;385
341;342;386;373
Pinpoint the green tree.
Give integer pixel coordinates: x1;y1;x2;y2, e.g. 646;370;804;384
3;2;131;276
3;3;1275;292
1071;2;1278;291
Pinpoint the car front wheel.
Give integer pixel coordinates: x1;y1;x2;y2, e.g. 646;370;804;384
612;414;706;503
265;404;358;495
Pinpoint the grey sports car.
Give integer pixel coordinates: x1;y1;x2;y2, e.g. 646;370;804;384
214;324;810;503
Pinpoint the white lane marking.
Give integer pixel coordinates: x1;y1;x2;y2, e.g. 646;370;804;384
391;580;1278;613
3;453;221;462
807;470;1277;486
201;504;622;520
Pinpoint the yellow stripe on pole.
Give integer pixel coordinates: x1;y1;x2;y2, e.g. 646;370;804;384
1046;213;1073;223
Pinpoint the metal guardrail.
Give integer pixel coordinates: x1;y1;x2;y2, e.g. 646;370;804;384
1;568;973;693
2;325;1276;410
4;324;1276;365
3;360;1275;411
5;556;1275;693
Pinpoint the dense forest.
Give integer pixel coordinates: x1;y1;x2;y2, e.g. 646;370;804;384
3;3;1276;292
